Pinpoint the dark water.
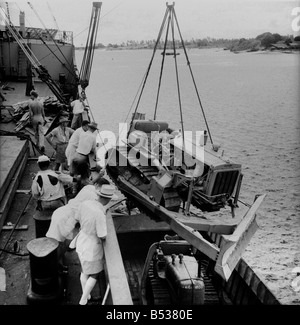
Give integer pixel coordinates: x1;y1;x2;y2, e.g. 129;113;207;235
78;48;300;303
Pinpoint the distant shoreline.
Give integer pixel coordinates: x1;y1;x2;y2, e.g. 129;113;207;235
75;32;300;54
75;46;300;54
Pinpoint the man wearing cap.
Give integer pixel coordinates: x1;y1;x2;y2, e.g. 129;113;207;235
72;121;98;178
28;90;46;152
70;184;117;305
45;116;74;171
31;155;77;237
70;93;89;130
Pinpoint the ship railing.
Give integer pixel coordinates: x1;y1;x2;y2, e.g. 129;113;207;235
55;30;73;45
102;209;133;305
5;26;73;45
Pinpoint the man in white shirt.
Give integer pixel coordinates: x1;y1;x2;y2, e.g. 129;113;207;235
71;184;117;305
65;120;89;175
72;121;98;176
70;92;89;130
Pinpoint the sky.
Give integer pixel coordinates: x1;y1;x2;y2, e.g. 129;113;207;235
1;0;299;46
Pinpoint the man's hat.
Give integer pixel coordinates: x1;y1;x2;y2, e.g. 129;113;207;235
30;90;38;98
88;122;98;130
96;184;118;200
37;155;50;163
58;116;69;124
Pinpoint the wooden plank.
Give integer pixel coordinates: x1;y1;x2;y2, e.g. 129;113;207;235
214;194;266;281
117;176;220;261
102;210;133;305
115;176;265;282
15;190;31;194
173;213;237;235
2;225;28;231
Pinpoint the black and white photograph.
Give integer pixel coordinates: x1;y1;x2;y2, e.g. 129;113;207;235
0;0;299;310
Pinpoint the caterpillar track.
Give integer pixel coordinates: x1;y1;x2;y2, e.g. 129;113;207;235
145;258;220;305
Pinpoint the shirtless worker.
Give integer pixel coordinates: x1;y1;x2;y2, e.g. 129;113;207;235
28;90;46;152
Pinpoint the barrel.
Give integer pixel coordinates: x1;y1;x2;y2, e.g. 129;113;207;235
33;216;52;238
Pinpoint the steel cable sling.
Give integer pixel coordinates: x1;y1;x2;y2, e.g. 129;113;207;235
172;8;213;145
128;4;188;153
127;7;170;139
153;9;172;121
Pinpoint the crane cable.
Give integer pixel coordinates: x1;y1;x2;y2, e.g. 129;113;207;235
27;1;76;78
0;6;67;104
153;11;171;120
172;8;213;144
170;5;186;146
127;7;170;139
46;2;59;30
0;6;40;67
128;3;213;147
13;0;73;78
76;3;110;168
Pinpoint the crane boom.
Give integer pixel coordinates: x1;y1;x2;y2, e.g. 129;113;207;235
79;2;102;89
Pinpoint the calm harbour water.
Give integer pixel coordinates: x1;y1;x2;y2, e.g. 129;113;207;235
77;48;300;303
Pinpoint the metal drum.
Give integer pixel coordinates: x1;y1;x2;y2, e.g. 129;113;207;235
26;237;63;304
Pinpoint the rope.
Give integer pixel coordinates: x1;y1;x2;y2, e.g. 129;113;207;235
173;9;213;144
27;2;75;76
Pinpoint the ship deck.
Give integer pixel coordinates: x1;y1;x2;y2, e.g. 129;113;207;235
0;80;96;305
0;79;133;305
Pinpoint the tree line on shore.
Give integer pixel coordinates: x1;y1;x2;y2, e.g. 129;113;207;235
76;32;299;52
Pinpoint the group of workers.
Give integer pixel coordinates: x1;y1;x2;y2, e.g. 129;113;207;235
28;90;99;191
31;154;117;305
29;90;117;305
